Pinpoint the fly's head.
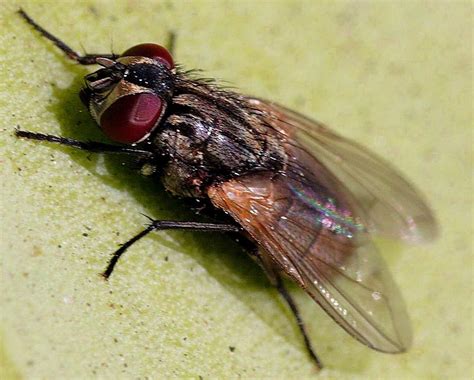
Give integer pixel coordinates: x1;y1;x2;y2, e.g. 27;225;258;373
80;44;175;144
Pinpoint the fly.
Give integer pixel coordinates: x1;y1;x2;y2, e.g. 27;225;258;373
15;9;438;369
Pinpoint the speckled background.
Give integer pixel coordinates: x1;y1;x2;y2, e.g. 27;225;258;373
0;1;471;379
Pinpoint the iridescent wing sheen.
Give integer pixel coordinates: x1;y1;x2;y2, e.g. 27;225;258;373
208;97;437;351
247;98;438;244
209;172;412;352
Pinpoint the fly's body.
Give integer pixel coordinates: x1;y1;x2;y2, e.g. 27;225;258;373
16;9;438;369
81;53;287;199
154;81;286;198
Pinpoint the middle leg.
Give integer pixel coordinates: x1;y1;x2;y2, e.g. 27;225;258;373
102;219;240;279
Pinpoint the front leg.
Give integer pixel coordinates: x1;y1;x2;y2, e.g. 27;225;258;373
15;129;153;158
19;9;176;64
19;9;118;65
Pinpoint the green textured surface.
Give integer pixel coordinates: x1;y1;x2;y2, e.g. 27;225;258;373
0;1;472;379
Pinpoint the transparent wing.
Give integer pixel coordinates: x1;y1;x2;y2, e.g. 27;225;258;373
209;172;412;352
248;98;438;244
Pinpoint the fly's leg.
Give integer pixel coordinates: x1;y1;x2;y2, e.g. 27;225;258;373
248;247;323;369
166;31;176;56
15;130;153;158
18;9;117;65
102;220;240;279
276;276;323;369
20;9;176;64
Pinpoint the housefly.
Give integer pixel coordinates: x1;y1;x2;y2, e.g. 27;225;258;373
15;9;438;369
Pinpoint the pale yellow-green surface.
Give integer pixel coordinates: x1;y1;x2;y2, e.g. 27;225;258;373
0;1;472;379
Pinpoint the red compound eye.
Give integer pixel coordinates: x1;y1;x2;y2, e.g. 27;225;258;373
100;93;163;144
122;43;174;69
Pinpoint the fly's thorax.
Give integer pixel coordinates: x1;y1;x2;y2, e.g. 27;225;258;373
161;160;206;198
153;99;288;198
